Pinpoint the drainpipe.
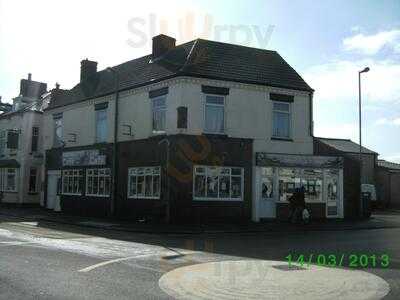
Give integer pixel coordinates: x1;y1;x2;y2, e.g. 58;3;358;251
159;138;170;223
107;67;119;216
309;91;314;137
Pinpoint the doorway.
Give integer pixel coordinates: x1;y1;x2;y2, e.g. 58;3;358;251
257;167;276;219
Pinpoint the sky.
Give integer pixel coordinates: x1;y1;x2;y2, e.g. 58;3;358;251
0;0;399;162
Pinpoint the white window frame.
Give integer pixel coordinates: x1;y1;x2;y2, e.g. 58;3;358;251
204;94;225;134
193;165;244;201
272;101;292;139
127;166;161;199
151;95;167;134
0;168;18;192
85;168;111;197
62;169;83;195
95;108;108;143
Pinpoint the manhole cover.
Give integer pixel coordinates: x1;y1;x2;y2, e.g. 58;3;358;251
159;260;390;300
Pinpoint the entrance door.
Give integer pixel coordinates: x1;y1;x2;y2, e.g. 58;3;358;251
47;171;61;211
326;170;339;218
258;167;276;219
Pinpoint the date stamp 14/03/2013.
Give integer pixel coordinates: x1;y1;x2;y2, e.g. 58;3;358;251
285;254;390;268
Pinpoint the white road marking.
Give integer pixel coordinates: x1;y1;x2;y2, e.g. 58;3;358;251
78;253;158;272
0;241;34;247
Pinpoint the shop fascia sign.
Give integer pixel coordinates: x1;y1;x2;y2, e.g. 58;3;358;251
62;149;106;167
256;153;343;169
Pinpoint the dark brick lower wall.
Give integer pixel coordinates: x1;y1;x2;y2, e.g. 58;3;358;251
116;134;253;223
276;202;326;220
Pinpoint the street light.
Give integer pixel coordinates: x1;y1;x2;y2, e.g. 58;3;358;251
358;66;369;217
107;67;120;216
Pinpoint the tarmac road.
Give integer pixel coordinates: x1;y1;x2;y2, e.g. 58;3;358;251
0;214;400;299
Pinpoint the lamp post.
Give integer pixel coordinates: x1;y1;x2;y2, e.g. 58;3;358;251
107;67;120;216
358;66;369;217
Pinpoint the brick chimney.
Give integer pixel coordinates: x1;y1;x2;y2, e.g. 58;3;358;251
80;59;98;82
152;34;176;58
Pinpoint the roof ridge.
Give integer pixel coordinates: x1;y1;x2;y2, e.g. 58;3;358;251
195;37;277;53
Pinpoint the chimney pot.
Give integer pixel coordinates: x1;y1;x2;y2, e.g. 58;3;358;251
55;82;60;89
28;73;32;81
152;34;176;58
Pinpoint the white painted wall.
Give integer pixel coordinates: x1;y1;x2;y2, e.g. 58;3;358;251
43;77;313;156
0;111;43;204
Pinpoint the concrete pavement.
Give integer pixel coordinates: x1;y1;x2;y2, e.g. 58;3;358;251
1;205;400;234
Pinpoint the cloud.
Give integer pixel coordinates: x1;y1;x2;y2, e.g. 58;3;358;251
375;117;400;126
343;29;400;55
314;123;359;141
304;58;400;105
384;153;400;164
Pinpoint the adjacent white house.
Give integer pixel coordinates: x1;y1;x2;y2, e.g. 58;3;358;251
0;74;47;204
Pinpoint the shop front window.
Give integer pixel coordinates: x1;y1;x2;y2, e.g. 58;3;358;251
86;168;111;197
278;168;301;202
302;169;323;202
194;166;243;201
128;167;161;199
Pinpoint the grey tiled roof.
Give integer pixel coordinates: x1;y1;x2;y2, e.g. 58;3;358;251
49;38;313;109
316;137;377;155
377;160;400;170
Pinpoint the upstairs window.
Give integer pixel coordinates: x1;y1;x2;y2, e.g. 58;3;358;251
272;102;291;139
7;130;19;150
95;109;108;143
204;95;224;134
53;114;63;147
152;96;166;133
31;127;39;152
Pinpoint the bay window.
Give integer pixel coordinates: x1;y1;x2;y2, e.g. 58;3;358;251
86;168;111;197
128;167;161;199
194;166;243;201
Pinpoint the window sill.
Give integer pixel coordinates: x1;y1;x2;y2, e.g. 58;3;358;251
151;131;166;136
271;137;293;142
85;194;110;198
62;193;82;196
193;198;243;202
202;132;228;138
128;196;160;200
